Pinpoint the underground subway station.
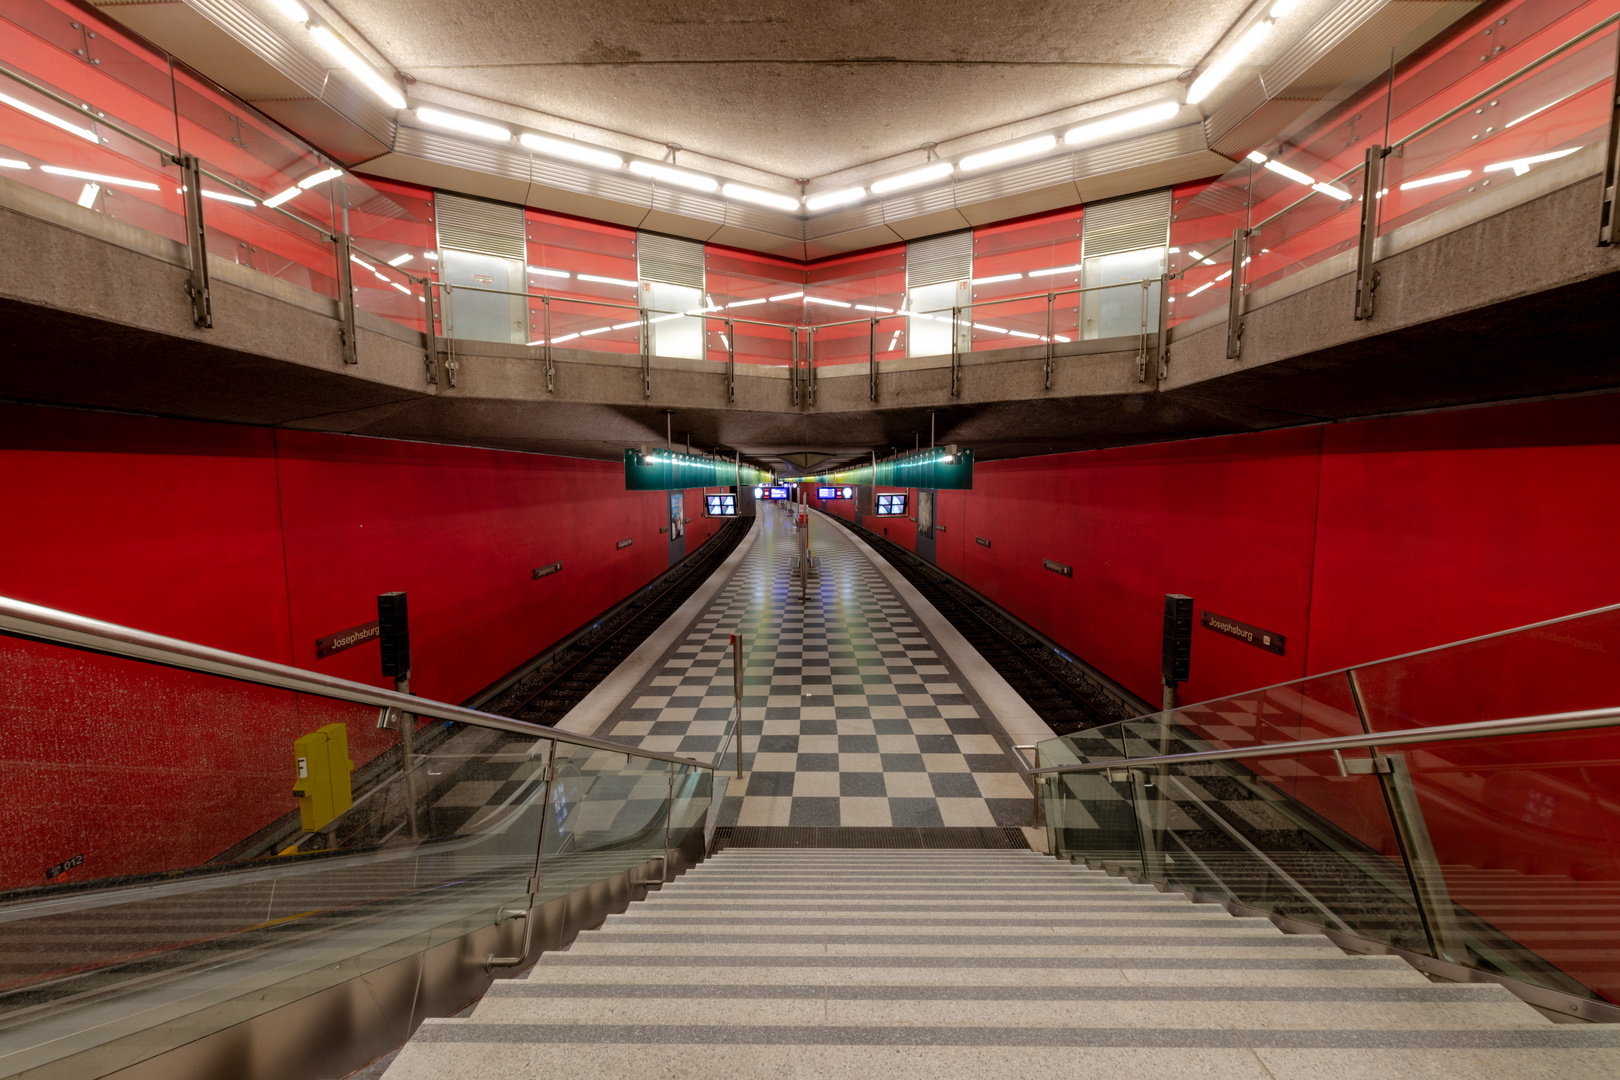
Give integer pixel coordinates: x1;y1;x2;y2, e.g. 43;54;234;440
2;0;1620;1076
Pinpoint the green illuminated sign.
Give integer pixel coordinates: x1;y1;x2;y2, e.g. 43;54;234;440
792;447;974;490
624;449;773;491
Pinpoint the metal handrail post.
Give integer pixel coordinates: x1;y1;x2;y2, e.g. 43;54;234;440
422;274;440;386
1044;292;1054;389
733;633;745;778
543;295;554;393
806;327;817;406
335;232;358;365
1136;279;1150;381
1156;272;1171;381
640;307;651;397
177;153;212;329
950;305;961;396
868;317;877;402
1599;23;1620;244
726;316;736;402
791;328;800;405
1355;145;1386;320
486;737;557;971
1224;228;1248;360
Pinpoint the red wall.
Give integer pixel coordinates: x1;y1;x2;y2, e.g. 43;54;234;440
0;403;721;890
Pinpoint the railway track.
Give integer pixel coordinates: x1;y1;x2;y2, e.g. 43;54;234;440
834;518;1136;737
485;518;749;726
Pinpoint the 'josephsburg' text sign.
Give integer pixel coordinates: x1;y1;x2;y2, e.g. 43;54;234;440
1201;611;1286;656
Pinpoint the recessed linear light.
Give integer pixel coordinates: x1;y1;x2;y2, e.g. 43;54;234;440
805;187;865;211
415;107;510;142
870;162;954;195
527;265;570;279
349;253;376;271
958;134;1057;172
728;298;767;308
972;273;1022;285
1400;169;1471;190
769;291;804;302
297;167;342;188
1026;264;1081;278
1187;20;1273;106
388;253;414;266
1484;147;1579;176
307;25;406;110
629;160;719;192
804;296;852;308
578;273;638;287
854;304;894;313
0;92;98;142
389;281;411;295
521;133;624;170
1269;0;1302;16
76;182;99;208
0;158;30;169
41;165;158;190
199;189;256;206
263;186;301;208
269;0;308;19
722;183;800;212
1064;100;1181;147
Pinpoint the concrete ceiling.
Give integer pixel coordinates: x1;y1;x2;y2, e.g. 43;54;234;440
290;0;1264;183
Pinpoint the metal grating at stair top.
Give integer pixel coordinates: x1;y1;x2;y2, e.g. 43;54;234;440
906;229;973;288
637;232;705;289
713;826;1028;850
434;192;525;260
381;849;1620;1079
1080;189;1171;260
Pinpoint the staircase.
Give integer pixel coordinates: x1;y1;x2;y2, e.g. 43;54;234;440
382;849;1620;1078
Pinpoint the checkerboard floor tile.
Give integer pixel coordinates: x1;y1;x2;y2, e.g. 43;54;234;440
592;506;1034;828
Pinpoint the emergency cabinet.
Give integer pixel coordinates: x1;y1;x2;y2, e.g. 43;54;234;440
292;723;354;833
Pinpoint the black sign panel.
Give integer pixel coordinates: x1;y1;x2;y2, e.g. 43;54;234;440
316;619;379;659
616;538;633;549
1043;558;1072;577
532;561;562;580
1162;594;1194;683
46;853;84;880
975;536;991;548
1202;610;1286;655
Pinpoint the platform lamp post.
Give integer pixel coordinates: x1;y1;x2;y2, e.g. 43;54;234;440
378;590;420;838
1161;594;1193;715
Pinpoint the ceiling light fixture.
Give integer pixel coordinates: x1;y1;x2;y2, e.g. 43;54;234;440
805;187;865;211
629;160;719;192
527;265;569;278
307;25;406;110
1263;159;1316;186
1026;264;1081;277
958;134;1057;172
1399;169;1472;190
1483;147;1579;176
722;183;801;212
390;281;411;294
854;304;894;313
578;273;638;287
1064;100;1182;146
415;107;510;141
728;298;766;308
769;291;804;302
870;162;954;195
521;133;625;170
269;0;308;19
201;189;256;206
1187;20;1273;105
76;182;100;208
1312;182;1352;201
388;253;414;266
0;91;98;142
262;186;301;208
42;165;158;189
297;167;343;188
972;273;1022;285
804;296;852;308
1268;0;1302;15
0;158;30;169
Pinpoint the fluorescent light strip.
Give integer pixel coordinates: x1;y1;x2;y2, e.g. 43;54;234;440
0;158;30;169
349;254;376;271
307;25;406;110
1399;169;1471;190
1008;331;1041;340
1064;100;1181;147
629;160;718;192
580;326;610;336
721;183;800;212
415;107;510;142
612;320;641;330
1187;281;1215;297
769;291;804;302
1027;264;1081;278
728;298;766;308
527;265;569;279
972;273;1022;285
578;274;638;287
201;189;255;206
76;182;99;208
805;186;865;211
390;281;411;295
1483;147;1579;176
298;167;343;189
854;304;893;313
1263;158;1317;187
974;324;1009;333
269;0;308;19
958;134;1056;172
1506;93;1577;130
42;165;158;190
1269;0;1302;15
870;161;953;195
1187;20;1273;105
1312;182;1352;201
388;253;414;266
262;186;301;208
804;296;851;308
521;133;623;169
0;91;98;142
551;333;580;343
647;313;684;324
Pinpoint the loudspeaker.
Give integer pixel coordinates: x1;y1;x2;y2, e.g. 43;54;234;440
377;591;410;678
1161;593;1193;684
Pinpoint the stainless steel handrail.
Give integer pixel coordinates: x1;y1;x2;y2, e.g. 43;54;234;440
0;594;716;771
1029;704;1620;776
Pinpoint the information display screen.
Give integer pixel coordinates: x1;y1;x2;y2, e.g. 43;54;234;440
763;486;791;500
705;494;737;516
817;486;856;499
876;493;908;516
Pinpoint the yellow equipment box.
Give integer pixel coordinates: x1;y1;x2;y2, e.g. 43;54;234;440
292;723;355;833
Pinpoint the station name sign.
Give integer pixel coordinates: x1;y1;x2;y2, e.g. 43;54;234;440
316;620;379;659
1042;558;1072;577
1201;610;1285;656
533;561;562;580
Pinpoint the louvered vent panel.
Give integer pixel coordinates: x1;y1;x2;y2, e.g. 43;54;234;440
434;192;525;260
396;127;531;183
1082;190;1171;259
1262;0;1389;94
906;230;973;287
638;233;705;288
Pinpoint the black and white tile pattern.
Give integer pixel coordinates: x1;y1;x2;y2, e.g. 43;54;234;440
595;507;1033;827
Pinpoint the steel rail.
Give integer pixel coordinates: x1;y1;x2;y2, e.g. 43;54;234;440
1030;704;1620;776
426;280;802;331
0;594;716;771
